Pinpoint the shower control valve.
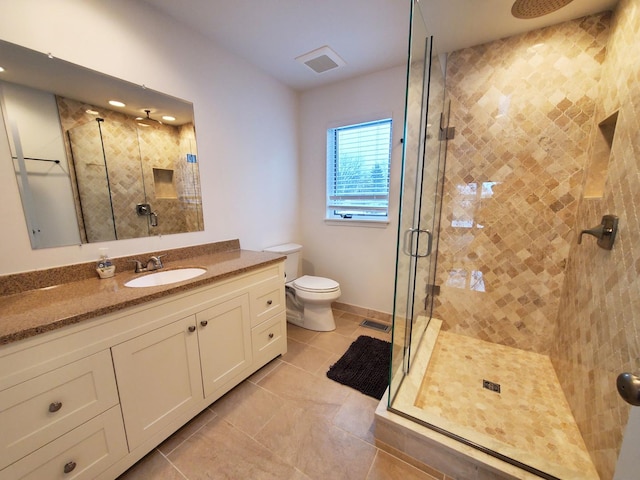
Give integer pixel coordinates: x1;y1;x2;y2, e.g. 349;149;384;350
578;214;618;250
136;203;151;216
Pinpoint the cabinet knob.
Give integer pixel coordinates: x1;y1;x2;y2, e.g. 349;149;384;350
268;333;274;339
49;401;63;413
267;299;273;305
200;320;208;327
188;325;196;333
63;461;77;474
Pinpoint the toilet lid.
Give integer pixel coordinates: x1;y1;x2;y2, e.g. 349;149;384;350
293;275;340;293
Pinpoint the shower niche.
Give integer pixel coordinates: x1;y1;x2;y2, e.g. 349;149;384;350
153;168;177;199
583;110;619;199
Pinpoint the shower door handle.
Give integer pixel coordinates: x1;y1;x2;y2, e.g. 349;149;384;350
418;229;433;257
403;228;433;258
402;228;414;256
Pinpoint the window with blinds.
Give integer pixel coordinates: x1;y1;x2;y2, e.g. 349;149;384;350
326;118;392;221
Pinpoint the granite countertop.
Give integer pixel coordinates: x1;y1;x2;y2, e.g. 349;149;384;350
0;241;284;346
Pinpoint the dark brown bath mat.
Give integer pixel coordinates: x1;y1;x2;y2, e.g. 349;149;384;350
326;335;391;400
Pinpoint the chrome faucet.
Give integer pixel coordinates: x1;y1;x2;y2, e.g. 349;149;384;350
133;255;165;273
147;256;164;270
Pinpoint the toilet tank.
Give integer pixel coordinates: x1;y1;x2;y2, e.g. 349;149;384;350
263;243;302;282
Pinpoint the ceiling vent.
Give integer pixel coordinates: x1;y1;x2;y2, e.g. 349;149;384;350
295;46;345;74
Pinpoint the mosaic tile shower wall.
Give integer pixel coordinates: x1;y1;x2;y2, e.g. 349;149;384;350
433;13;611;355
57;97;203;243
551;1;640;478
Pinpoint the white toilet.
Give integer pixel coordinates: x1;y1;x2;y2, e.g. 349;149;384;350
263;243;340;331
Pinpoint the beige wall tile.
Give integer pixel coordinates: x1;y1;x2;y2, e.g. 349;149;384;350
434;13;610;355
551;1;640;478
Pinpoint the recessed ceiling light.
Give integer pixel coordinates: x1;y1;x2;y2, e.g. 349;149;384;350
162;115;176;122
0;67;5;73
86;109;99;115
109;100;125;107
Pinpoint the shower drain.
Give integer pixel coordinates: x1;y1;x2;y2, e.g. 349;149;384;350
483;379;501;393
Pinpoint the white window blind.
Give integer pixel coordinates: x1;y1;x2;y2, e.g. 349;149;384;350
326;118;392;220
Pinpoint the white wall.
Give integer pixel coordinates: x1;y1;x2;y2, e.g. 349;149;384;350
298;66;406;314
0;0;299;273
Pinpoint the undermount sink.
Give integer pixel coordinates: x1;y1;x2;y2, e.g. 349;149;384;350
124;268;207;288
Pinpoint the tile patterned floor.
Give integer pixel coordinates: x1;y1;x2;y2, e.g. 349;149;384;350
117;309;441;480
413;330;598;480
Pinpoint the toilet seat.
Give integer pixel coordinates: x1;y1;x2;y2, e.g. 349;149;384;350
292;275;340;294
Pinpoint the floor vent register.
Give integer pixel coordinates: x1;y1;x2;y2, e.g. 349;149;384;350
360;319;391;333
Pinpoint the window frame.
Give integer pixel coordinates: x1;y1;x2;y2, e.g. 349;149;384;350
325;117;392;225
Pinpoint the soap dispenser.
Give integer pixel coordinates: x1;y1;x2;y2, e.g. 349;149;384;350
96;248;116;279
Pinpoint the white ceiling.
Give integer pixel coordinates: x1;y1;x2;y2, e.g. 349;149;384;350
141;0;619;92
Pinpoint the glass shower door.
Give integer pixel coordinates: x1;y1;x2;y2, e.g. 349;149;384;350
68;118;148;242
389;0;448;405
68;119;118;243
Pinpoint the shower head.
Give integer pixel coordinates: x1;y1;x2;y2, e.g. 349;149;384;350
511;0;575;19
136;109;162;127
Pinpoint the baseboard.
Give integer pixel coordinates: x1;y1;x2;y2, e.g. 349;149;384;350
331;301;392;324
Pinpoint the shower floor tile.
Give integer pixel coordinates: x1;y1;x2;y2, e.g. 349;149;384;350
413;330;598;479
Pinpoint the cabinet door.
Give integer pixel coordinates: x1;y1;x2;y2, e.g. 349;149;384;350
111;316;202;450
197;294;252;398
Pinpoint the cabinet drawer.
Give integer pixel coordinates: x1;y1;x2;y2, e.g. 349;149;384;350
0;350;119;469
251;312;287;366
0;405;127;480
250;280;285;327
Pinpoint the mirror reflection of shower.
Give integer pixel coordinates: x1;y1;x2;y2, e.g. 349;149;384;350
0;38;205;249
61;96;203;243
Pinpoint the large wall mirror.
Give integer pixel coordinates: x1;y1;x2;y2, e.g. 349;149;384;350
0;39;204;249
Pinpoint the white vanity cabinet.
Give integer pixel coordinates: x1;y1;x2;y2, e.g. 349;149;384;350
0;260;286;480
